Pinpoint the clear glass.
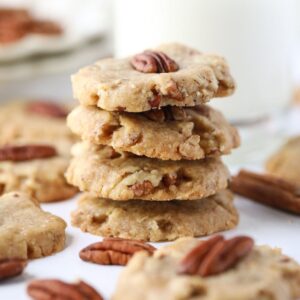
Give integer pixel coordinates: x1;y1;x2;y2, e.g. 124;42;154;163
113;0;296;123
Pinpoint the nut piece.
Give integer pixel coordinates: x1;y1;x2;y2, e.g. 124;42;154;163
178;235;254;277
0;145;57;162
130;180;154;197
27;101;68;118
79;237;156;266
0;258;27;281
131;50;179;73
231;169;300;214
27;279;103;300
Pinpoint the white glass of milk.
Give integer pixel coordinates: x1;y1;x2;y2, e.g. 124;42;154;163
113;0;296;123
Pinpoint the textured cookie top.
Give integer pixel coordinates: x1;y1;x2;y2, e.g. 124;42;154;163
65;143;230;201
113;238;300;300
71;190;238;242
0;101;76;157
0;156;78;202
266;136;300;185
71;43;235;112
67;104;240;160
0;192;66;259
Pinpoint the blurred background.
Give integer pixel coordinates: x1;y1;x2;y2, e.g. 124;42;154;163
1;0;300;164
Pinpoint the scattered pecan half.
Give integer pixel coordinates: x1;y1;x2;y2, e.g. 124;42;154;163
27;101;68;118
130;180;154;197
131;50;179;73
231;169;300;214
27;279;103;300
0;145;57;162
79;237;156;266
178;235;254;277
0;258;27;281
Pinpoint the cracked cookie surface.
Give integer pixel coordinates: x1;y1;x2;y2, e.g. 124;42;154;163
71;43;235;112
67;104;240;160
65;143;230;201
266;136;300;185
71;190;238;242
113;237;300;300
0;192;66;259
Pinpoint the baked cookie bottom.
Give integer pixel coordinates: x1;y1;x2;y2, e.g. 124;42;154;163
0;192;66;259
0;156;78;202
67;104;240;160
71;190;238;242
66;143;230;201
113;237;300;300
266;136;300;185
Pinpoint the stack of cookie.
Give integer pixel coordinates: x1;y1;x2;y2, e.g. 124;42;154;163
66;43;240;242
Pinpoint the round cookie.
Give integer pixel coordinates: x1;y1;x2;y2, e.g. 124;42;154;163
0;156;78;202
66;143;230;201
0;101;76;156
113;237;300;300
0;192;66;259
67;104;240;161
71;43;235;112
71;190;238;242
266;136;300;185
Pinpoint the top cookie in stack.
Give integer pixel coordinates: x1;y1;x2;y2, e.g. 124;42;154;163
66;43;240;241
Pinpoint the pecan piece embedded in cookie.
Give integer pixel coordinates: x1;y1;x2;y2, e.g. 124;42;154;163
0;145;57;162
178;235;254;277
27;101;68;118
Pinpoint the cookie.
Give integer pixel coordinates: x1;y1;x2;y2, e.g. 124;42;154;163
66;143;230;201
113;237;300;300
71;43;235;112
0;192;66;259
67;104;240;160
0;101;78;202
266;136;300;185
0;101;75;156
0;146;78;202
71;190;238;242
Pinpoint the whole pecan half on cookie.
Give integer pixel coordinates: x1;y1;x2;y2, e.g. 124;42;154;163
27;279;103;300
0;145;57;162
178;235;254;277
27;101;68;118
0;258;27;281
131;50;179;73
79;237;156;266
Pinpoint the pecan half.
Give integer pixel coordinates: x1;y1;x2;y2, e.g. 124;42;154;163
27;279;103;300
131;50;179;73
80;237;156;266
231;169;300;214
130;180;154;197
178;235;254;277
0;258;27;281
0;145;57;162
27;101;68;118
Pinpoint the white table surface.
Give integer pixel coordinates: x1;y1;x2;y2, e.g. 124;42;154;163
1;108;300;300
